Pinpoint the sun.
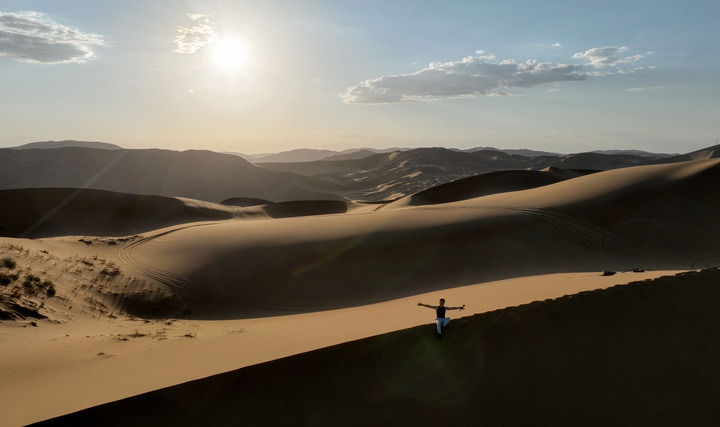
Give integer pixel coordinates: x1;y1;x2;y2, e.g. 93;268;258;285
210;37;249;72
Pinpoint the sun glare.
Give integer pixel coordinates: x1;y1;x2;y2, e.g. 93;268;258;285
211;37;249;72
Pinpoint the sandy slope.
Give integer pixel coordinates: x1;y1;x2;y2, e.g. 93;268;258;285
1;157;719;425
0;270;680;427
399;168;596;206
110;158;720;318
0;188;379;239
0;188;239;238
36;268;720;427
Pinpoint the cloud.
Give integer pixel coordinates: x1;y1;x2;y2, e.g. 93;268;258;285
342;53;586;104
572;46;650;77
0;11;104;64
174;13;216;54
552;42;562;47
572;46;644;68
625;86;665;92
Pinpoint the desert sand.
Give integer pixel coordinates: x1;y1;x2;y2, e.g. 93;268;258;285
38;268;720;426
1;270;683;426
1;157;719;426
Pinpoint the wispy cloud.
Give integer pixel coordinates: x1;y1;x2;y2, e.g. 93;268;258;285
0;11;104;64
173;13;216;54
572;46;649;77
625;86;665;92
342;51;586;104
572;46;646;71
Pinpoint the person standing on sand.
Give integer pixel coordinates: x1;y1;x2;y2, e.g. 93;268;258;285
417;298;465;337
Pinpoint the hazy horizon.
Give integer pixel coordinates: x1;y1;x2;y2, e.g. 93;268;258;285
1;0;718;154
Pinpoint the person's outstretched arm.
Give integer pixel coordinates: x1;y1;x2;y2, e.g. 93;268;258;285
417;302;437;309
447;304;466;311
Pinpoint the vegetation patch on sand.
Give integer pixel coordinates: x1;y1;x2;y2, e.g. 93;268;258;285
0;254;54;320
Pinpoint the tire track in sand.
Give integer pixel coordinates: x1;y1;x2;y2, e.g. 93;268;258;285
118;222;230;306
499;206;697;264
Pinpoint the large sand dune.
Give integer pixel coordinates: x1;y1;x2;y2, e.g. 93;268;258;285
404;167;596;206
0;188;237;238
258;147;661;200
0;188;362;238
3;155;719;426
113;158;720;318
0;269;682;426
36;268;720;426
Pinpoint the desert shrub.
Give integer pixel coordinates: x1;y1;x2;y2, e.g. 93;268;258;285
38;280;56;296
0;272;18;285
101;265;120;277
22;275;41;295
24;274;40;284
2;258;16;269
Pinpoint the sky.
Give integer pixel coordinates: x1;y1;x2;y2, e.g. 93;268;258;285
1;0;719;154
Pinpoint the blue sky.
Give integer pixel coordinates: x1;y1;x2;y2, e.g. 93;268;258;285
1;0;718;153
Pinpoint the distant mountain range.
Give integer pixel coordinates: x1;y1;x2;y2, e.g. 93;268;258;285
590;149;677;158
229;145;680;164
230;147;406;163
12;140;122;150
0;147;339;203
11;140;678;162
257;147;676;200
1;140;716;203
457;147;562;157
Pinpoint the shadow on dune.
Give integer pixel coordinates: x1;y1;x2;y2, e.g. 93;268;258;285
408;168;597;205
263;200;348;218
37;268;720;426
0;147;341;202
0;188;232;238
180;213;652;318
122;159;720;319
219;197;273;207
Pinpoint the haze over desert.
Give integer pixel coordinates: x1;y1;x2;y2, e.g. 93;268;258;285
2;1;720;426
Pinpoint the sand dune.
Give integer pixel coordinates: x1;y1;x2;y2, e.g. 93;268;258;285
36;268;720;426
543;151;651;169
0;188;237;238
259;146;672;201
3;156;720;426
219;197;273;207
4;159;717;318
650;143;720;163
263;200;349;218
402;168;596;206
106;158;720;318
220;198;353;217
0;269;682;426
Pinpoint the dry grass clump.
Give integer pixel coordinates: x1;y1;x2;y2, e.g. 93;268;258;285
0;272;19;285
100;263;121;277
0;257;19;285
